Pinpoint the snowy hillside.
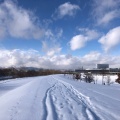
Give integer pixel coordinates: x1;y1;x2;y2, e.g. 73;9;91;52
0;75;120;120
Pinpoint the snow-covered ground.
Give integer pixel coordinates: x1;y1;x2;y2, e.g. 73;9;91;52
0;74;120;120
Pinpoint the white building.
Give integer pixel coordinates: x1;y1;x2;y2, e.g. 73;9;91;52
96;64;109;69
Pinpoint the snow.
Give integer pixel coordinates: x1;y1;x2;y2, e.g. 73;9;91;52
0;74;120;120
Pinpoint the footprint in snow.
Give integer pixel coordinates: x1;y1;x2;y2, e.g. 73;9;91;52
60;103;64;109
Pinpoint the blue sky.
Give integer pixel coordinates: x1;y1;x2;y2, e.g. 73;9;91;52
0;0;120;69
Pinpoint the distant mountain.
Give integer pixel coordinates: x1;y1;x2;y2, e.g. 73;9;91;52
18;67;44;71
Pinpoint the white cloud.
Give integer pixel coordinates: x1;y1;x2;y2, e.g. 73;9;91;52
0;49;120;69
42;41;62;57
98;26;120;52
70;35;87;50
80;51;120;68
92;0;120;25
0;27;6;39
82;28;100;40
56;28;63;38
43;28;63;56
45;29;54;39
0;0;44;39
52;2;80;19
98;10;120;25
45;28;63;40
70;28;100;50
47;47;62;57
82;51;101;61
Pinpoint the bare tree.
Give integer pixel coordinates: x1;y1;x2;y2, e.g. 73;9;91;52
106;75;111;85
101;69;106;85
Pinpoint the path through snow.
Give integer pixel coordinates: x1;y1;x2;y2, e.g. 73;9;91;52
43;78;101;120
0;75;120;120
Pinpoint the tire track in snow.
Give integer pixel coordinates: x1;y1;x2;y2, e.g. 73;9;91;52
43;83;58;120
43;77;101;120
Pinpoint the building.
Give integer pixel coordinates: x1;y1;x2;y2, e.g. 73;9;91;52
96;64;109;69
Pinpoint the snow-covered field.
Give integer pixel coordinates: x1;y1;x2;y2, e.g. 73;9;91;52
0;74;120;120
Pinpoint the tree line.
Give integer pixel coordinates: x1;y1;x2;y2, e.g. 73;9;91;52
0;67;63;80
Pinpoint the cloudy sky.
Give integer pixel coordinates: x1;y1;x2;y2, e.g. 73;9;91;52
0;0;120;69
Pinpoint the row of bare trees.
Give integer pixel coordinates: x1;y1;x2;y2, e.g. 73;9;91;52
65;72;120;85
0;67;62;80
72;73;94;83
